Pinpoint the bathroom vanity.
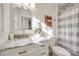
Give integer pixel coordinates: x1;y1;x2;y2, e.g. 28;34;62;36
0;41;48;56
0;36;56;56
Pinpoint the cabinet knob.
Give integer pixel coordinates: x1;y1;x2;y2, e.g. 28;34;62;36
41;45;46;47
41;52;46;55
19;50;27;54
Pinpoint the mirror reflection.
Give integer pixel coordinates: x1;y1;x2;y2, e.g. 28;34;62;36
14;7;32;30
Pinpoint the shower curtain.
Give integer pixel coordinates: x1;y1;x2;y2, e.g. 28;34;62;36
58;4;79;55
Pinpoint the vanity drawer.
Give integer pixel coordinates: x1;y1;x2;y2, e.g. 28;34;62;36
39;40;49;46
20;49;39;56
0;44;39;56
0;48;20;56
14;44;38;52
38;44;48;50
49;37;56;46
38;47;49;56
37;41;49;56
40;40;49;44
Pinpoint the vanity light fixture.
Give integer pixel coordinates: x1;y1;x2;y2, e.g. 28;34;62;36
16;3;35;10
30;3;35;8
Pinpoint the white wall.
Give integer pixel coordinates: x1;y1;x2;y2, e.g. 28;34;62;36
31;3;58;44
0;4;10;44
0;3;10;33
4;4;10;33
0;4;1;32
31;3;57;23
31;3;57;36
0;3;4;32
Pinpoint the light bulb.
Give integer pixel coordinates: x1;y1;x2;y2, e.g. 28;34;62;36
30;3;35;8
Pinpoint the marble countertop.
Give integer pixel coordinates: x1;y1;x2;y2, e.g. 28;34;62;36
0;38;33;51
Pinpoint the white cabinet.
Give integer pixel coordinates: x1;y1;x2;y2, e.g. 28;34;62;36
38;41;49;56
38;46;49;56
0;44;38;56
49;37;57;46
0;41;49;56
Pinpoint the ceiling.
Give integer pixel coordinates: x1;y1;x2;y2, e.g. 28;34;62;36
57;3;72;12
57;3;70;8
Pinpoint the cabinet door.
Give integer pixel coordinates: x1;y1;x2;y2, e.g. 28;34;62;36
49;37;56;46
38;41;49;56
0;44;39;56
38;46;49;56
0;49;20;56
20;49;39;56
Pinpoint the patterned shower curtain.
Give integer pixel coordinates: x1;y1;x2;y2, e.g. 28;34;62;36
58;3;79;55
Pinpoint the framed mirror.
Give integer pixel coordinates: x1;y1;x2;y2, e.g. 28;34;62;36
12;6;33;39
14;7;32;31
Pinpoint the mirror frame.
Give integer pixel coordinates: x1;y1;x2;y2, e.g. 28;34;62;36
13;6;32;31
